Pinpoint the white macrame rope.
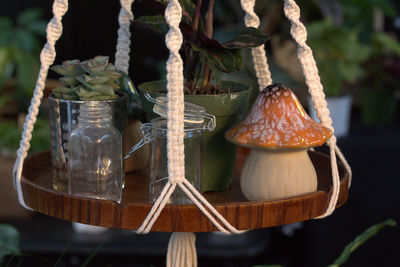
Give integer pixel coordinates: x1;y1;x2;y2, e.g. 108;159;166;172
167;232;197;267
240;0;272;90
135;0;243;235
12;0;69;211
283;0;351;217
335;145;352;187
115;0;134;74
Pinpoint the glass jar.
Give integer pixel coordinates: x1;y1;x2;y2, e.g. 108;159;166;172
125;95;215;204
68;101;123;202
48;93;127;192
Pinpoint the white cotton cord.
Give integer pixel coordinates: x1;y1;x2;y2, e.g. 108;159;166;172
179;180;245;234
115;0;134;74
240;0;272;90
12;0;69;211
135;0;244;237
283;0;352;217
165;0;186;186
166;232;197;267
136;181;177;234
316;138;341;218
283;0;333;133
335;145;352;187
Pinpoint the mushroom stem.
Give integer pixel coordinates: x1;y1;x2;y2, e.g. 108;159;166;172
240;149;317;201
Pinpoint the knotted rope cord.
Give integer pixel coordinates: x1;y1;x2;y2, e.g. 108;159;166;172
135;0;244;237
283;0;352;217
240;0;272;90
115;0;134;74
12;0;69;210
166;232;197;267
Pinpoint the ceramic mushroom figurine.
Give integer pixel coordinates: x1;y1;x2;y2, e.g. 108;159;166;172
226;83;332;201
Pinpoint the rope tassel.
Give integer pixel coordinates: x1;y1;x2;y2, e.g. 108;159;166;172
167;232;197;267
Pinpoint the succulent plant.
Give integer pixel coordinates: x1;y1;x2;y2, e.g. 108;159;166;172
50;56;122;100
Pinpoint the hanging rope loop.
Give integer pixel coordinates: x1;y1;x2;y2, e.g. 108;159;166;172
240;0;272;89
115;0;134;74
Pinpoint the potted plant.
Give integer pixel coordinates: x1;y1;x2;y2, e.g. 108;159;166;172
307;18;370;137
133;0;269;192
49;56;128;192
359;32;400;127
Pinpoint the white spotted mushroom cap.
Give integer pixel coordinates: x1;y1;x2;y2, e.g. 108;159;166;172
225;83;332;149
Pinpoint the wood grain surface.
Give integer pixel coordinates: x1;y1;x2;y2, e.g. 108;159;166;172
21;149;349;232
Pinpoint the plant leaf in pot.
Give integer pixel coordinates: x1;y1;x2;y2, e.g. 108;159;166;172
133;0;269;192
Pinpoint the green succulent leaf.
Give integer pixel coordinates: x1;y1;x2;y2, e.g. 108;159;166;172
81;56;109;73
59;76;78;86
77;87;103;98
0;224;21;259
62;94;79;100
107;81;121;89
53;86;76;94
51;60;84;76
105;63;117;71
84;74;110;85
222;27;270;49
91;84;115;96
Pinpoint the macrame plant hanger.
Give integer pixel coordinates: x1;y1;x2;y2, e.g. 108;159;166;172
12;0;352;266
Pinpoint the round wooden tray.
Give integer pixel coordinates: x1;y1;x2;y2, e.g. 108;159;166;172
21;150;349;232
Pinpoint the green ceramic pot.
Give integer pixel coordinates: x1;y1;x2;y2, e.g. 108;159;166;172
137;80;251;192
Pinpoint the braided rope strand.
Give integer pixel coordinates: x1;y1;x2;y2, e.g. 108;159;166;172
240;0;272;89
13;0;69;210
164;0;186;186
115;0;134;74
166;233;197;267
283;0;344;217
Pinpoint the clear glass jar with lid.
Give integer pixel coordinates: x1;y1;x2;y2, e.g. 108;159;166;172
125;94;215;204
68;101;123;202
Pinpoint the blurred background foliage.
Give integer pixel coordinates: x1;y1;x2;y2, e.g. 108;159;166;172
0;8;50;156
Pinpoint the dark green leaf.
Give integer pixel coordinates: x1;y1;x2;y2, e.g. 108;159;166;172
14;29;38;53
16;8;42;26
133;15;169;36
0;47;11;84
0;17;12;31
15;50;39;95
0;224;21;259
192;42;242;73
327;219;396;267
25;21;47;36
222;27;270;49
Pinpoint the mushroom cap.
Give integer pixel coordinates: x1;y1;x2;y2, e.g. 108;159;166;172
226;83;332;149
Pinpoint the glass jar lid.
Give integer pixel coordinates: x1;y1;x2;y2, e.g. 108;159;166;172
144;93;216;131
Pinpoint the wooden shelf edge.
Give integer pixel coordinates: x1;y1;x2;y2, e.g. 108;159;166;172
21;150;350;232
